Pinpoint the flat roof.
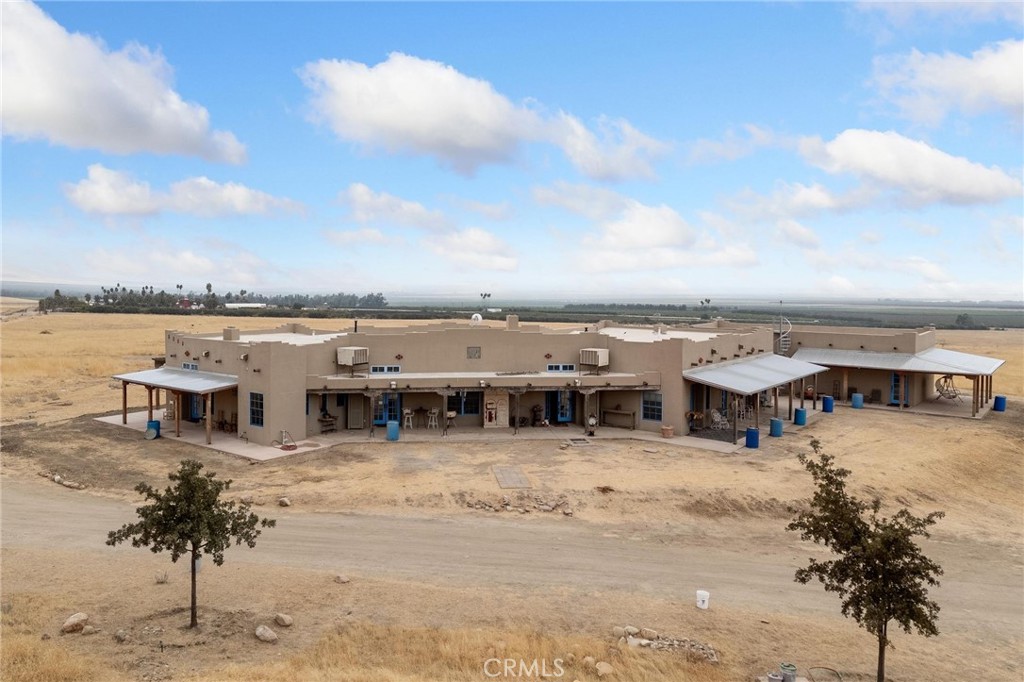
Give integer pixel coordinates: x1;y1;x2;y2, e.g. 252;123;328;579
235;332;348;346
113;367;238;393
792;347;1004;376
683;353;828;396
598;327;720;342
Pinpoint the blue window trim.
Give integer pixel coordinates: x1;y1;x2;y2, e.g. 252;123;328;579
249;392;264;427
642;391;663;422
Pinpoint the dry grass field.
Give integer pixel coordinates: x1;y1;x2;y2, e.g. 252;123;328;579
2;310;1022;681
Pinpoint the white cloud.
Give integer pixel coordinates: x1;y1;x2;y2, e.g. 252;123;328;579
799;129;1023;205
855;2;1023;28
532;181;630;221
902;255;952;283
728;181;865;221
324;227;391;247
687;124;783;164
65;164;301;217
775;219;821;249
449;198;514;221
552;114;669;181
83;241;273;287
426;228;518;271
1;2;245;163
871;40;1024;126
300;52;667;180
585;202;696;250
342;183;450;231
823;275;857;294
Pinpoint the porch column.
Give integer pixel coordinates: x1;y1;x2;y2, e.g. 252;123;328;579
773;386;779;418
155;388;161;409
900;373;907;411
732;394;738;444
754;395;760;428
122;381;128;424
788;381;794;420
582;391;590;435
987;375;992;403
842;369;849;403
205;392;213;445
147;386;154;422
514;390;522;436
174;391;182;437
800;378;806;410
972;376;979;417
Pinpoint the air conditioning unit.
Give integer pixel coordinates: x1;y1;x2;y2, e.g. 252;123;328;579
337;347;369;366
580;348;609;367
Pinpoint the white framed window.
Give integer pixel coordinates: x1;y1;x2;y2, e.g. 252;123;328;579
546;363;576;372
642;391;663;421
182;362;199;371
370;365;401;374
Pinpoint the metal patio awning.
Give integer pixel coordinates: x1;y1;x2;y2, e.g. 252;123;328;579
683;353;828;396
113;367;238;393
791;347;1004;376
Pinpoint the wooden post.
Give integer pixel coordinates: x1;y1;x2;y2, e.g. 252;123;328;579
147;386;154;422
900;373;907;410
773;386;779;418
175;391;182;437
205;393;213;445
788;381;794;420
800;378;806;409
754;395;760;429
514;391;521;436
732;394;738;444
582;391;590;435
155;388;161;410
813;375;819;411
971;376;978;417
122;381;128;424
842;369;849;403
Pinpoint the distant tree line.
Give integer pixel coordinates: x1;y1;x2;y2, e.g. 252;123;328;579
563;303;692;312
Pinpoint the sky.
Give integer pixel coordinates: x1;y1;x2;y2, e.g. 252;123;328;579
2;1;1022;302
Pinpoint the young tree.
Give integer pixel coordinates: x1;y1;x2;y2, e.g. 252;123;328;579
788;440;944;682
107;460;276;628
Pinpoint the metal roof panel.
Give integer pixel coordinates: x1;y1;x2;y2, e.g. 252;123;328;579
683;353;828;396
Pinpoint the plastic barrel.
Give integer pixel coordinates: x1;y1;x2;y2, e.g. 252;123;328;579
386;420;400;441
851;392;865;409
146;419;161;437
822;395;834;413
769;418;783;437
794;408;807;426
994;395;1007;412
745;427;759;448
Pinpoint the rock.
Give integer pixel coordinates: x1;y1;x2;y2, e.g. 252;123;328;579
278;497;291;507
640;628;657;639
53;474;62;484
617;636;626;646
595;661;615;677
255;625;278;643
61;613;89;633
115;630;128;643
625;636;642;648
41;633;51;640
611;626;625;638
562;509;573;516
582;655;595;668
623;625;639;636
334;574;351;584
274;613;293;627
81;625;97;636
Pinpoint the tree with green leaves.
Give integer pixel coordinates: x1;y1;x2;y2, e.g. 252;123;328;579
788;440;944;681
107;460;276;628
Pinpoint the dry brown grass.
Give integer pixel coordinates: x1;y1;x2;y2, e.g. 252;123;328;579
189;625;730;682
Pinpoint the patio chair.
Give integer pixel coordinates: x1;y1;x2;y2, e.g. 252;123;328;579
868;388;883;404
426;408;439;429
709;409;730;430
402;408;414;429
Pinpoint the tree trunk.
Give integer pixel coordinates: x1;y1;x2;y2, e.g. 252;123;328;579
876;622;887;682
190;548;198;628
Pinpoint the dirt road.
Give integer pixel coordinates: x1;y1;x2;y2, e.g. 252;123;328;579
3;477;1019;639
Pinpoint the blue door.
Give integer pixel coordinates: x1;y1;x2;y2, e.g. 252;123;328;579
189;394;202;421
545;390;574;423
373;393;401;425
890;373;909;406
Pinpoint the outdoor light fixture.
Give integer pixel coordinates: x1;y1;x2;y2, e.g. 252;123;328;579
642;381;649;386
574;379;581;386
479;380;486;387
239;353;248;361
389;380;397;389
710;349;718;355
202;350;210;357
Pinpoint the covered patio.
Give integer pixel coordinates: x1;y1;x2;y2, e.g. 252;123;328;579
113;367;239;444
792;347;1005;418
683;353;828;443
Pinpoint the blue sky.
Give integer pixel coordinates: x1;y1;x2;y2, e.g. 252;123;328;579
2;1;1022;301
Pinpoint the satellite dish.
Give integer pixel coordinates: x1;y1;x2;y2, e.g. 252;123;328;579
470;313;483;326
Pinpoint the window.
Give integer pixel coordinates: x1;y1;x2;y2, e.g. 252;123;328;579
182;362;198;371
249;392;264;427
642;391;663;421
547;363;576;372
467;346;481;359
447;391;482;415
336;394;347;407
370;365;400;374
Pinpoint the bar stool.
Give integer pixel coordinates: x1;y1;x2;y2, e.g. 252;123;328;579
426;408;439;429
403;409;414;429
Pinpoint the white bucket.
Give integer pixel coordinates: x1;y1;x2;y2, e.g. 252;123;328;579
696;589;710;609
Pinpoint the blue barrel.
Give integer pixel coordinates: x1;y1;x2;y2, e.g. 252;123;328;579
851;393;864;409
386;420;400;441
146;419;161;437
822;395;834;413
769;418;784;437
794;408;807;426
745;427;759;449
994;395;1007;412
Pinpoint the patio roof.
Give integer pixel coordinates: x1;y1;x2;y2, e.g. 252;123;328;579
683;353;828;396
791;347;1004;376
113;367;238;394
